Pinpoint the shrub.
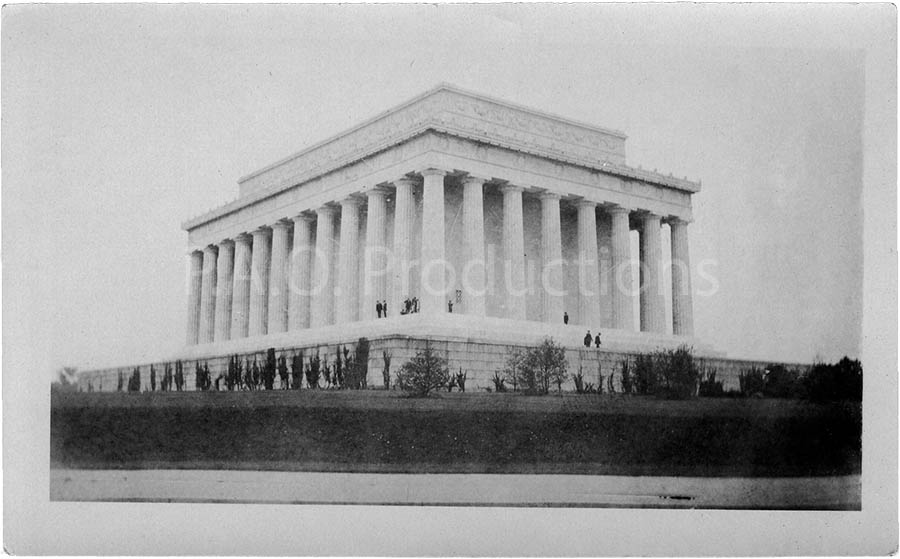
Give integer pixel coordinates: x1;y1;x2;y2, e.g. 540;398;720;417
698;370;724;397
655;346;699;399
763;364;802;398
620;360;633;395
291;352;304;390
150;365;157;392
174;361;184;391
455;369;467;392
573;368;585;393
739;367;765;396
491;371;507;392
382;350;392;390
342;338;370;390
509;337;568;395
396;344;449;397
803;357;862;401
277;354;289;389
633;353;657;395
305;352;322;389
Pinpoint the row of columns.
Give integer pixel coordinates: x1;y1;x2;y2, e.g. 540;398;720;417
186;169;694;345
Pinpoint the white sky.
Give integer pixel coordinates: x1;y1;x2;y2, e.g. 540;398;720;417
2;4;890;372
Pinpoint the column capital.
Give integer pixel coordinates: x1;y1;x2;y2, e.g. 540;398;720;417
537;190;562;201
292;212;316;224
251;226;272;238
202;244;219;254
271;218;293;231
606;205;632;216
499;183;525;195
639;211;662;222
419;167;448;178
217;238;235;248
316;205;339;217
233;232;253;244
188;248;204;258
365;185;392;198
339;195;363;208
461;174;490;187
574;198;597;209
392;177;417;189
664;215;693;226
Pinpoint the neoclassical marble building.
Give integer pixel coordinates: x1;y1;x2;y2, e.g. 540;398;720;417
83;85;745;391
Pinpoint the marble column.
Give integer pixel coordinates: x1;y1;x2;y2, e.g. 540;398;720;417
609;207;635;331
230;233;253;339
540;192;564;323
576;200;601;326
266;220;292;334
501;184;527;320
462;176;487;316
310;206;337;328
198;245;218;344
670;218;694;336
248;227;272;337
639;213;665;333
213;239;234;341
288;214;314;330
391;178;415;313
337;197;361;324
420;168;447;315
363;187;389;320
185;250;204;345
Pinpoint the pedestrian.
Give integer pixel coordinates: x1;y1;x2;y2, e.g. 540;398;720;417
383;300;388;316
583;330;592;348
448;300;453;313
376;300;383;318
594;331;601;348
563;311;569;325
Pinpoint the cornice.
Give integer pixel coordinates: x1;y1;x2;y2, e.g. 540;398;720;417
182;86;701;231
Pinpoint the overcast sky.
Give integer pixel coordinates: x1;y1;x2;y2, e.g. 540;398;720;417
3;4;891;373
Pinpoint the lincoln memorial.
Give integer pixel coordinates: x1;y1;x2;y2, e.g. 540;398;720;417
80;84;768;391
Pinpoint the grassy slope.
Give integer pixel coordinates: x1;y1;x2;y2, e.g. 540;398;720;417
51;391;861;477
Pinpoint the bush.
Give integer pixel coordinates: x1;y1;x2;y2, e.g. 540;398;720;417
698;370;724;397
739;367;765;396
656;346;699;399
382;350;392;390
620;360;632;394
396;344;450;397
291;352;304;390
804;357;862;401
305;352;322;389
763;364;802;398
633;353;657;395
505;337;568;395
491;371;507;392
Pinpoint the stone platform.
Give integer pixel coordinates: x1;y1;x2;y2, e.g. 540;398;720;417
78;314;806;393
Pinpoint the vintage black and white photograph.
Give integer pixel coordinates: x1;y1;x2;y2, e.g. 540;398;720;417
4;3;896;555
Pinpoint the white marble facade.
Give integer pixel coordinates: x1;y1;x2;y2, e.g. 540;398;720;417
182;85;698;350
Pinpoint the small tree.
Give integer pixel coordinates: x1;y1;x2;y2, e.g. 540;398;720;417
117;370;124;392
396;344;450;397
150;364;157;392
509;338;568;395
291;352;303;390
277;354;289;389
174;361;184;391
305;352;322;389
382;349;392;390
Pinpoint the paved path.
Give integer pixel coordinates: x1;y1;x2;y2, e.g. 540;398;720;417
50;469;860;509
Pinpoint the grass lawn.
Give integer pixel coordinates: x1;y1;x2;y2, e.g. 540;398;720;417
51;390;861;477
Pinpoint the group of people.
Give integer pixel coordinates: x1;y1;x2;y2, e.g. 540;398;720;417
375;300;389;318
400;297;420;315
583;330;602;348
